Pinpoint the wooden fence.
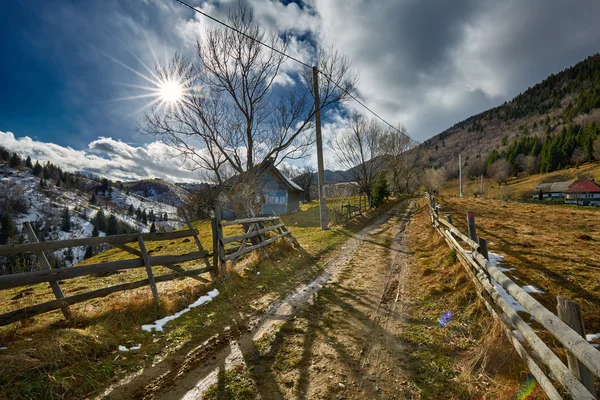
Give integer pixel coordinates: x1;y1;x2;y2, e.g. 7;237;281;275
213;205;299;275
426;194;600;399
0;213;214;326
329;195;368;224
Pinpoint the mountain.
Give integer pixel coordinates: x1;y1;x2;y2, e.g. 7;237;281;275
419;53;600;177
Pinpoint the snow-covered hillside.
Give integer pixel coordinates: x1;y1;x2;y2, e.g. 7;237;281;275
0;165;187;266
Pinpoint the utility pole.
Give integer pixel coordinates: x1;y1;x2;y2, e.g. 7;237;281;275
313;66;328;230
459;154;463;198
480;174;483;198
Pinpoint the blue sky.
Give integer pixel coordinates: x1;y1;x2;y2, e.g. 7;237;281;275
2;0;600;181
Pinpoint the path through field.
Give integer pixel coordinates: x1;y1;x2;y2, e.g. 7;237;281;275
105;201;416;399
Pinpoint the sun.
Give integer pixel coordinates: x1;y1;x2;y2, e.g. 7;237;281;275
159;79;184;103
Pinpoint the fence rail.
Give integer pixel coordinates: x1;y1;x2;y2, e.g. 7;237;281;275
213;205;300;274
425;194;599;400
0;221;214;326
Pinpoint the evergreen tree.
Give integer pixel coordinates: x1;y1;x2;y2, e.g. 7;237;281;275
0;213;17;245
128;204;134;216
90;193;97;205
148;210;155;222
163;212;168;221
371;177;390;207
136;207;142;221
106;215;119;236
61;208;71;232
32;160;42;176
92;225;99;237
25;156;33;169
9;152;20;168
94;209;107;231
150;222;156;233
141;209;148;225
84;245;94;259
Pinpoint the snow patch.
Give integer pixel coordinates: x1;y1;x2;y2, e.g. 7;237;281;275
141;289;219;332
0;347;7;350
522;285;544;294
586;332;600;342
119;344;141;351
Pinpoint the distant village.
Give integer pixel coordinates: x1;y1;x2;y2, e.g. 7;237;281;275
534;179;600;206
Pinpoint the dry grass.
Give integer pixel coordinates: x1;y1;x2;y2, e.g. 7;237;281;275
404;199;546;399
437;196;600;339
0;197;402;399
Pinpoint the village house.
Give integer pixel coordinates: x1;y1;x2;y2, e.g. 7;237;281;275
532;180;574;201
220;158;304;218
564;179;600;206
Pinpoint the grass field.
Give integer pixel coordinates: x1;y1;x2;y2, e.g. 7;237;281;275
0;197;403;399
436;196;600;345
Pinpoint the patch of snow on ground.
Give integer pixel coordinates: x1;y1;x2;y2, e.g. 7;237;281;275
522;285;544;294
141;289;220;332
488;252;515;272
0;347;7;350
119;344;142;351
586;332;600;342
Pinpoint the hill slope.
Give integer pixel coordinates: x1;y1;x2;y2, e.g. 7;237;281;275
420;53;600;176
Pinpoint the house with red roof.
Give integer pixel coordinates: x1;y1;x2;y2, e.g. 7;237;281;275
564;179;600;206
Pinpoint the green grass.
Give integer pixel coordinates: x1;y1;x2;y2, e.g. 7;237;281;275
0;197;402;399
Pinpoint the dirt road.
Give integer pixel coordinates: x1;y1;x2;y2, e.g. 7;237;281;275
104;201;415;399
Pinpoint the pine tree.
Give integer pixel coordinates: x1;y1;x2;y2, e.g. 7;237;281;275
94;209;107;231
163;212;168;221
25;156;33;169
9;152;20;168
128;204;134;216
61;208;71;232
150;222;156;233
141;209;148;225
32;160;42;176
90;193;97;205
148;210;155;222
0;213;17;245
84;245;94;259
136;207;142;221
92;225;99;237
106;215;118;236
371;177;390;207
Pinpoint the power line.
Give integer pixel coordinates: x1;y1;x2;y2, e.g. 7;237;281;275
172;0;419;145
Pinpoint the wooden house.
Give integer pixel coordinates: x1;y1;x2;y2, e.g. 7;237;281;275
564;179;600;206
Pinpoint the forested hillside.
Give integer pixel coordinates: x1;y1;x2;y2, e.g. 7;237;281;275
420;53;600;178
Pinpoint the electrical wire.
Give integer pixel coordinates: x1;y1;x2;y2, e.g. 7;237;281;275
173;0;419;145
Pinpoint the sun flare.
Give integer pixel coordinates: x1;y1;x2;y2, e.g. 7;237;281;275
159;79;183;103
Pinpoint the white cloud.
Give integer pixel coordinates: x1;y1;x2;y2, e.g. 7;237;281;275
0;131;203;183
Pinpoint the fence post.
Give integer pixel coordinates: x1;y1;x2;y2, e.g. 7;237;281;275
180;207;215;281
446;215;453;225
137;235;159;306
557;297;597;397
23;223;72;321
478;237;489;260
467;211;478;242
214;202;226;278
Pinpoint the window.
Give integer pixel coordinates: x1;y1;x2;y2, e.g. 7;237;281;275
266;192;287;205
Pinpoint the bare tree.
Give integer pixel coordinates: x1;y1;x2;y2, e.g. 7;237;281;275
570;146;588;165
139;4;357;191
515;154;538;175
330;113;386;205
293;165;316;201
466;156;486;178
488;159;510;185
422;168;445;193
379;126;414;193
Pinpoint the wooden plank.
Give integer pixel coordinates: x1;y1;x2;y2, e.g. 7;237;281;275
163;264;210;283
115;244;142;257
0;251;206;291
23;223;71;320
478;237;489;261
440;231;563;400
557;297;597;397
472;251;600;378
222;224;284;245
223;231;289;261
138;235;159;305
220;216;279;227
0;266;213;326
214;202;226;277
0;229;200;255
179;207;214;279
437;217;479;249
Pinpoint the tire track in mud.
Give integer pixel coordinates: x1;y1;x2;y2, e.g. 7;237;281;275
100;202;409;400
